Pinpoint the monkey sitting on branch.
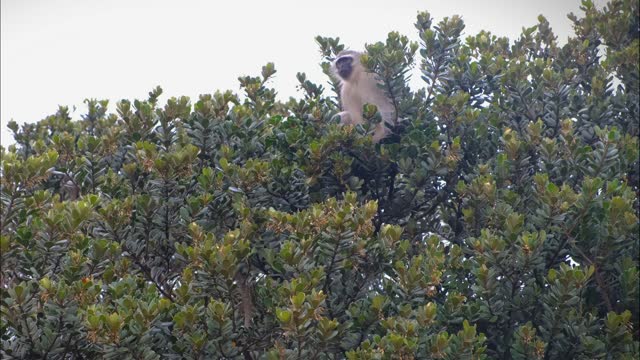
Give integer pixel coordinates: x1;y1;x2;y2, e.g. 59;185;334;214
331;50;396;142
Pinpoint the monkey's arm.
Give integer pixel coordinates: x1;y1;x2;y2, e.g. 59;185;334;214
336;111;354;125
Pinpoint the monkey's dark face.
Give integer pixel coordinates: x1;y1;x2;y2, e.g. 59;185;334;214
335;56;354;80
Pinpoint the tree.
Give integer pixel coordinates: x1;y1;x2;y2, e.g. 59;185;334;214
1;1;638;359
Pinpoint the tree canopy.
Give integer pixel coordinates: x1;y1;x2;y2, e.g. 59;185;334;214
1;1;638;359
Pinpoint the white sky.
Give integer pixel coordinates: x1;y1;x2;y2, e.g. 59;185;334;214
1;0;606;146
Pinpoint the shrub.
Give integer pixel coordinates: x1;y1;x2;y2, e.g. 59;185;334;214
1;1;638;358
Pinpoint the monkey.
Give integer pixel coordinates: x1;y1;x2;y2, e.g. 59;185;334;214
331;51;401;234
52;170;80;201
331;50;396;142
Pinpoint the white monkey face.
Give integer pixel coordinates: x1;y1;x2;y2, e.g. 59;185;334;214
333;50;362;81
335;55;354;80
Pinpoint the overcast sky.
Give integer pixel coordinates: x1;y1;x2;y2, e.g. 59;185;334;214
1;0;607;146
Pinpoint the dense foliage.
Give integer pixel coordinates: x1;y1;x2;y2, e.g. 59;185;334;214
1;1;638;359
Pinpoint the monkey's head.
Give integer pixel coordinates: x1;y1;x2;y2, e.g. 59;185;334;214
332;50;362;81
